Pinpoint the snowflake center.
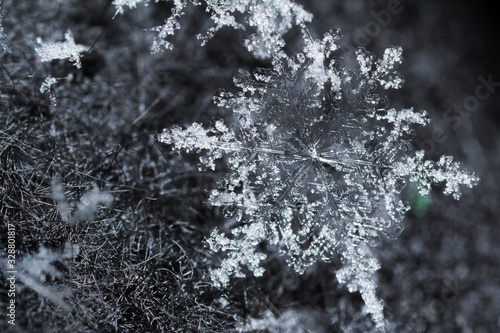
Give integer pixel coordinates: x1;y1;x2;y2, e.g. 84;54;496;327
308;147;318;160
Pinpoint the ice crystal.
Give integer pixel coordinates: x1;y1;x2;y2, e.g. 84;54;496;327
239;309;321;332
114;0;311;56
51;177;114;227
40;75;58;105
13;241;80;311
112;0;147;15
0;6;8;52
150;0;185;53
197;0;312;58
35;31;88;69
159;28;478;330
39;75;57;94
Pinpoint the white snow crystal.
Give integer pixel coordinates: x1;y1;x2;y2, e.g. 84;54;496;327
160;20;478;333
51;177;113;227
40;75;57;94
114;0;311;55
112;0;148;15
35;31;88;68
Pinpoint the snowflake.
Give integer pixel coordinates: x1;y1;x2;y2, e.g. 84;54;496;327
0;6;9;52
159;28;478;330
39;75;57;94
112;0;147;14
35;31;88;68
51;177;114;227
40;75;59;106
113;0;311;56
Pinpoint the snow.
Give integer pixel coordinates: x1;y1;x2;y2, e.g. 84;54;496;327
35;31;88;68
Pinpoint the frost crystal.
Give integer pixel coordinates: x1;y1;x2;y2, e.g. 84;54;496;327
51;177;114;227
112;0;148;15
40;75;58;106
14;241;79;311
40;75;57;94
114;0;311;56
159;28;478;330
0;7;9;52
150;1;185;53
35;31;88;68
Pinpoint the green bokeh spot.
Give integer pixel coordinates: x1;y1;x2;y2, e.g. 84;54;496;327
409;181;431;218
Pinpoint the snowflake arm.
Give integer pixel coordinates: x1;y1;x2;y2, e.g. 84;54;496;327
395;151;479;200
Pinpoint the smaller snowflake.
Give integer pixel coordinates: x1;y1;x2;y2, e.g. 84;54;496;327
36;31;88;69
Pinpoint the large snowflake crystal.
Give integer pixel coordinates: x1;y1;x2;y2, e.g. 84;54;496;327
159;29;478;330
